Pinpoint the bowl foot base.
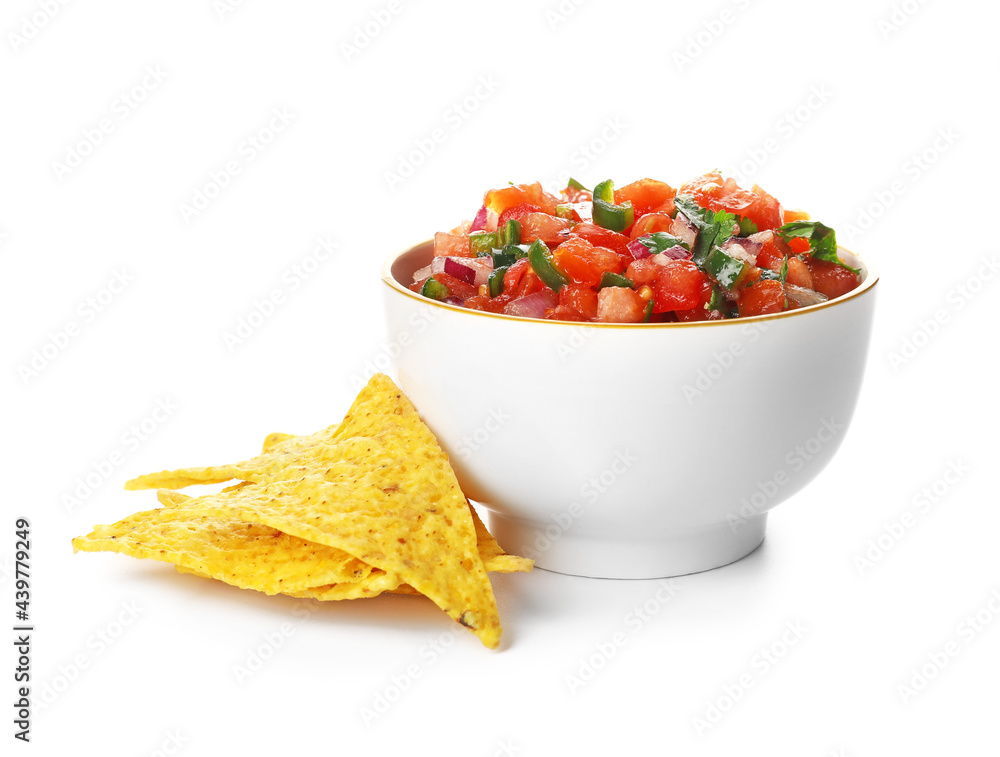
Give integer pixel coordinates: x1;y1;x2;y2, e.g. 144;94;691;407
487;511;767;579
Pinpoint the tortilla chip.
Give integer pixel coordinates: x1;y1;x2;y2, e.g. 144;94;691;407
159;488;530;579
71;501;374;595
126;376;502;647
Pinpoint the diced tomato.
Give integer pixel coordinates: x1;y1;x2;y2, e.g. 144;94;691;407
674;276;716;322
738;278;785;317
630;212;675;240
503;258;530;293
515;269;545;298
596;287;647;323
498;202;541;228
410;276;429;294
651;260;707;313
749;230;793;270
786;237;811;254
562;186;592;204
804;258;860;300
625;258;660;287
747;184;783;231
485;182;559;216
614;179;676;218
783;208;811;223
647;198;676;216
462;294;493;312
433;232;471;258
546;305;587;322
520;213;573;246
552;237;622;288
785;257;813;289
680;171;749;210
558;283;599;321
432;272;477;300
570;222;632;258
679;171;783;232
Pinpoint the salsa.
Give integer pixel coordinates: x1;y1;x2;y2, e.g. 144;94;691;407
410;172;862;322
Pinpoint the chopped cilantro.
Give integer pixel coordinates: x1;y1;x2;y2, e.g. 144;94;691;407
635;232;690;255
776;221;859;274
674;195;737;265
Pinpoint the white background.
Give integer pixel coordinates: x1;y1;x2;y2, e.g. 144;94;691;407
2;0;998;754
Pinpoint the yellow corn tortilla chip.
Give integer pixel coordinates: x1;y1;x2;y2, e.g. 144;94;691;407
256;433;533;576
71;501;374;595
174;564;406;600
159;488;530;579
125;375;504;647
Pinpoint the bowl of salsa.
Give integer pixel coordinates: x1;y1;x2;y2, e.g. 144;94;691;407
382;172;878;578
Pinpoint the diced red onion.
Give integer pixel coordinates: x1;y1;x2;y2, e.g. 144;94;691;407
442;296;465;306
430;256;494;288
470;205;489;232
503;289;558;319
784;284;828;309
627;239;652;260
412;263;433;283
628;239;692;261
661;245;692;260
649;248;691;266
443;257;476;286
671;214;697;248
723;237;762;265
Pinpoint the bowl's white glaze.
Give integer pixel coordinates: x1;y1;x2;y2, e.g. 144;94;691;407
383;243;878;578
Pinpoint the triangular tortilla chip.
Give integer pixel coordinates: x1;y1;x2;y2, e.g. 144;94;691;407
124;376;503;647
157;488;530;579
71;501;374;595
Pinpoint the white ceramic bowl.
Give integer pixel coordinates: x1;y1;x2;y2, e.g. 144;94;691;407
383;243;878;578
